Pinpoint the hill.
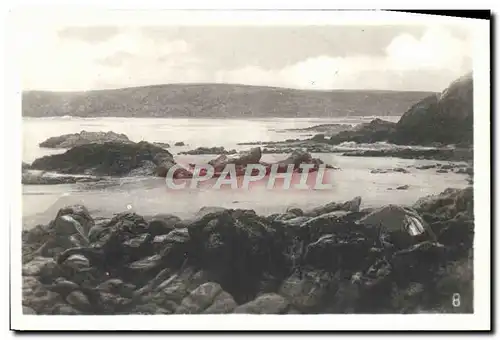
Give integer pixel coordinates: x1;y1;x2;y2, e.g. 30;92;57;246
22;83;435;118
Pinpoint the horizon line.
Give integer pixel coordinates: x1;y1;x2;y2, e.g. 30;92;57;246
22;82;440;94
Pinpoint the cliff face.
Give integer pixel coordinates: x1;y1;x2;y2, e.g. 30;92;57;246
393;73;473;146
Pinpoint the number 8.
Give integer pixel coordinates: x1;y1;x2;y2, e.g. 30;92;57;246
452;293;461;307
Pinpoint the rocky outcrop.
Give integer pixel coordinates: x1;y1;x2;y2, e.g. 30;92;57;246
392;73;473;146
205;147;337;178
39;131;131;149
283;123;354;136
30;141;191;178
22;187;473;314
328;119;397;145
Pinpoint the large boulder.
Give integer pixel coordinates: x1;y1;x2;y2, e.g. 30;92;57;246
356;205;437;248
30;141;182;177
187;208;288;303
393;73;473;146
39;130;131;148
54;205;94;236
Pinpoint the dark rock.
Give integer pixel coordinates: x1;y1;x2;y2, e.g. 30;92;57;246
46;278;80;297
175;282;224;314
203;291;238;314
279;270;338;313
39;130;131;148
55;205;94;235
413;187;473;220
52;216;88;243
22;257;62;282
286;207;304;216
31;141;179;177
187;208;287;303
392;73;473;146
311;134;326;142
281;216;311;227
303;232;374;272
396;185;410;190
285;123;353;135
97;279;136;298
23;276;64;314
147;214;181;236
233;293;290;314
142;268;210;313
174;141;185;146
357;205;437;248
371;168;409;174
59;254;91;271
65;291;92;312
329;118;397;145
416;164;437;170
437;169;448;173
208;147;262;171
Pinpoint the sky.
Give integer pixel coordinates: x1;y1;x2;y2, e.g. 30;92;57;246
17;22;474;92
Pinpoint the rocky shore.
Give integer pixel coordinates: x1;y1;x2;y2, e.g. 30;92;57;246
22;187;473;314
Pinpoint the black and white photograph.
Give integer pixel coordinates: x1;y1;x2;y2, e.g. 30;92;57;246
9;8;491;332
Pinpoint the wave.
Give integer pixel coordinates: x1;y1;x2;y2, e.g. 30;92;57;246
331;141;455;152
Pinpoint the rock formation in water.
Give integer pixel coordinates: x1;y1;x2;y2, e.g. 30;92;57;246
328;118;397;145
39;131;132;149
22;187;473;314
30;141;188;178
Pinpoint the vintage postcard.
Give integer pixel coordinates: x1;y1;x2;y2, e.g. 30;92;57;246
9;8;491;331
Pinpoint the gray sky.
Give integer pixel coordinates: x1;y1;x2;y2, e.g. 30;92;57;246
19;24;473;92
